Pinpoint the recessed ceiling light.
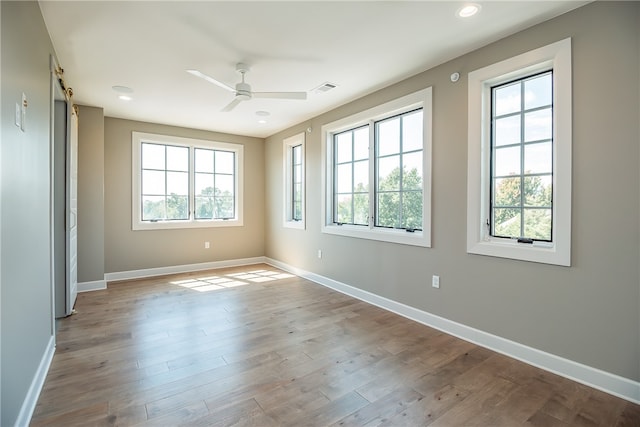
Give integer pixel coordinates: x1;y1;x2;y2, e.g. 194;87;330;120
112;85;133;94
457;3;481;18
258;119;268;124
118;95;133;101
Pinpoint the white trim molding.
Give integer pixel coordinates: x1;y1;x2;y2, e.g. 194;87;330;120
104;257;266;283
77;279;107;292
17;336;55;427
265;257;640;405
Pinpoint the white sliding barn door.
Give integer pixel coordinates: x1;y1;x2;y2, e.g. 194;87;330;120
65;107;78;315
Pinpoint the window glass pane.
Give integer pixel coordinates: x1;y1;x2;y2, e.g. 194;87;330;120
524;208;552;240
353;128;369;161
493;208;520;237
402;190;422;230
215;197;234;218
215;174;234;195
166;171;188;195
495;115;521;146
293;183;302;202
292;144;301;165
524;108;552;142
195;148;213;172
402;110;423;153
377;192;400;228
195;196;213;219
494;82;521;116
524;141;552;174
142;196;165;220
336;163;353;193
142;170;165;195
353;160;369;192
336;132;352;163
494;146;521;176
524;175;552;207
377;155;400;191
524;73;552;110
494;177;521;207
166;146;188;171
215;151;235;174
336;194;352;223
195;173;214;196
294;164;302;183
294;201;302;220
402;152;423;190
353;194;369;225
166;195;188;220
142;143;165;170
377;118;400;156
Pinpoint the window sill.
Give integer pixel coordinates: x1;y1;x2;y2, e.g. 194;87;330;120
322;223;431;248
133;218;243;231
467;237;569;266
283;220;305;230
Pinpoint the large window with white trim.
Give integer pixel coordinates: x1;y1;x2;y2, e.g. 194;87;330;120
132;132;243;230
467;38;571;265
322;88;432;247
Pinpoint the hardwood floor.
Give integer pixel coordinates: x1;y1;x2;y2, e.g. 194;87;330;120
32;264;639;426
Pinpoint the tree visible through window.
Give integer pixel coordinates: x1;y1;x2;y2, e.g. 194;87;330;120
491;71;553;241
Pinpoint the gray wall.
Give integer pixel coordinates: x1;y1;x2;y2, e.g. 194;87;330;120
0;2;56;425
264;1;640;382
104;118;265;273
77;105;105;283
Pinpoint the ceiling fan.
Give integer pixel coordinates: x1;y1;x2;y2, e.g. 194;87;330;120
187;63;307;112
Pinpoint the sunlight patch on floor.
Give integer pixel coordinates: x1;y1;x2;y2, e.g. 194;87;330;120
171;269;295;292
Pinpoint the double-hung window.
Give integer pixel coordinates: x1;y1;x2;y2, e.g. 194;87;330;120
283;132;305;229
467;38;571;265
132;132;243;230
322;88;432;247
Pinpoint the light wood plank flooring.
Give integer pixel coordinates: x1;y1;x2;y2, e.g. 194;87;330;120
32;264;640;426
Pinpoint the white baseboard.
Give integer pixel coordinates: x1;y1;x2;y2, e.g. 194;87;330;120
265;257;640;405
16;335;55;427
77;279;106;292
104;256;267;283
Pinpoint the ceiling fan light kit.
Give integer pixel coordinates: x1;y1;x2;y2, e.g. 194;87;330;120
187;63;307;112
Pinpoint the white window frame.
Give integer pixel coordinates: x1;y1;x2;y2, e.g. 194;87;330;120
466;38;572;266
283;132;306;229
132;132;244;230
321;88;432;247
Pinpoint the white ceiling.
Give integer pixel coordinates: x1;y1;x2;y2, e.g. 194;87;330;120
39;1;588;138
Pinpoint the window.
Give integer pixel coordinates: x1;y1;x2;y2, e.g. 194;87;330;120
283;132;305;229
467;38;571;265
322;88;432;247
132;132;243;230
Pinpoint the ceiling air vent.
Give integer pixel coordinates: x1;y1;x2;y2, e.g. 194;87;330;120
313;82;337;93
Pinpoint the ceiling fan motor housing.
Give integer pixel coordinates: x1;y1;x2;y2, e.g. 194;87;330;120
235;82;252;100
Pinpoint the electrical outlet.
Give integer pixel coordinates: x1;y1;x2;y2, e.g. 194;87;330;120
317;249;322;259
204;241;210;249
432;275;440;289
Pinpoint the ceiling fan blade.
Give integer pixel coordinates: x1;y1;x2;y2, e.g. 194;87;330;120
221;97;244;112
252;91;307;100
186;69;235;93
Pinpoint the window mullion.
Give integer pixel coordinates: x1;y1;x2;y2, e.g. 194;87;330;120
189;146;194;220
369;121;375;229
519;82;526;238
